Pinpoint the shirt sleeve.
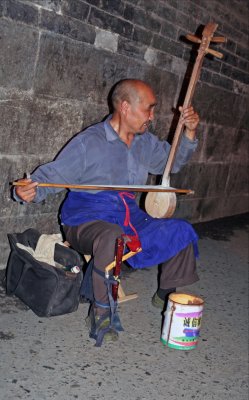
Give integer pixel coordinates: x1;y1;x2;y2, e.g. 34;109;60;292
149;133;198;175
29;135;86;203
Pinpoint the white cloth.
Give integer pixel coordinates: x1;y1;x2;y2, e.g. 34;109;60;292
17;233;66;267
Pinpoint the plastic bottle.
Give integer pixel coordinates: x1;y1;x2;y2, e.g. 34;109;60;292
64;265;80;273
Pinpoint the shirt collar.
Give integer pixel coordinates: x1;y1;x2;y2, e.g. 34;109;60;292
104;115;120;142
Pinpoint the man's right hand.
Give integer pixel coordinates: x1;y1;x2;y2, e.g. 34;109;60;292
15;179;38;203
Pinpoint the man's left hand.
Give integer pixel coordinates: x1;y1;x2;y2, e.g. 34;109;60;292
179;106;199;140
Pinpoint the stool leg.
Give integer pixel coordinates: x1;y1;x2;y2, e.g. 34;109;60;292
118;283;138;303
84;254;138;303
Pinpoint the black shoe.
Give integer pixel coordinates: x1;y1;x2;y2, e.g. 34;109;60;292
151;292;165;310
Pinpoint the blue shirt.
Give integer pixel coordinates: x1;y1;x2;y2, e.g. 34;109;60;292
14;116;199;268
29;115;198;203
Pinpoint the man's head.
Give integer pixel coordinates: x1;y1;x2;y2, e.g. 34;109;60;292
111;79;157;134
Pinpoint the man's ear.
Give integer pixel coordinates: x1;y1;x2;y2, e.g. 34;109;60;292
120;100;130;115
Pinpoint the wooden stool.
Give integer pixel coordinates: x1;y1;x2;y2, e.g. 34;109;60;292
84;254;138;303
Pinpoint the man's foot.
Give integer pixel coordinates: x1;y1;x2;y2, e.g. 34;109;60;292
151;292;165;310
85;313;119;343
95;315;119;343
152;288;176;310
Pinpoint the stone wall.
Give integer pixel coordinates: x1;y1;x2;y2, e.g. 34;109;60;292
0;0;248;267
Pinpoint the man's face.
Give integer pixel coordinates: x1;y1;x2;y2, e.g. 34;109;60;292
125;85;157;134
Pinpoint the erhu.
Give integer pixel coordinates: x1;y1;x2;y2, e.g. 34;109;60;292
145;22;226;218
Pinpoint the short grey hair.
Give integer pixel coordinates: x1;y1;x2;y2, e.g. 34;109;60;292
111;79;144;110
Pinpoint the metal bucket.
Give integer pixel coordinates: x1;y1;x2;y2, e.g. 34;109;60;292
161;293;204;350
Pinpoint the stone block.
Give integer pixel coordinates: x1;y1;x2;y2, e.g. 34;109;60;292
194;83;247;128
240;99;249;130
222;50;238;68
171;57;188;77
6;0;38;26
89;0;125;17
89;7;133;38
151;115;172;140
124;4;161;33
233;81;249;96
203;56;222;74
156;3;176;21
61;0;90;21
137;0;158;12
133;26;152;46
175;10;197;32
155;51;173;72
152;35;184;58
200;68;212;84
0;95;84;155
84;0;99;6
204;125;236;163
28;0;61;12
221;23;244;44
237;58;249;73
159;71;180;113
226;164;249;196
222;194;249;217
203;164;230;198
143;68;178;119
172;197;203;223
118;37;146;61
187;122;206;163
81;101;109;127
231;68;249;85
33;33;113;103
144;48;157;66
115;62;142;85
171;162;230;198
170;164;196;194
197;194;249;222
220;63;233;78
0;19;39;90
224;39;236;54
161;0;177;8
197;197;228;222
93;51;147;92
230;128;249;163
180;1;209;23
160;20;178;40
236;44;249;61
223;0;247;22
240;20;249;36
101;54;129;90
94;28;118;52
40;9;96;44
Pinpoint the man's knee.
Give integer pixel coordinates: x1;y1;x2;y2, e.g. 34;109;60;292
93;224;123;254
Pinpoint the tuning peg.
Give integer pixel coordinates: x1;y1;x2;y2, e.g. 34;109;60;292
186;33;225;58
211;36;227;43
185;34;201;44
186;34;226;45
206;48;223;58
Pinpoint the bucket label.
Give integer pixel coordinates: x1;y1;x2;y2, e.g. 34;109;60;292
161;293;204;350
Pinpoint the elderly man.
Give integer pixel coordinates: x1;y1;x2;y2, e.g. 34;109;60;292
14;79;200;345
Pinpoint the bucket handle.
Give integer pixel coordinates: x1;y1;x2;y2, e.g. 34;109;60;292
166;303;176;344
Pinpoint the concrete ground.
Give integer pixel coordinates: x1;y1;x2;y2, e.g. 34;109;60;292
0;214;248;400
